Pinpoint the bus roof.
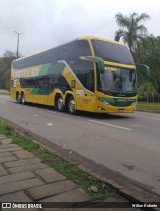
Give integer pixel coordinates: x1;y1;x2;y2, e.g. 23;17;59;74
80;35;124;46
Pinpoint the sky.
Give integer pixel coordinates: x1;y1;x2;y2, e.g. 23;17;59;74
0;0;160;57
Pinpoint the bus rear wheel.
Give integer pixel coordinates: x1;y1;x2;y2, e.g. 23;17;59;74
17;92;21;103
67;96;76;114
21;93;25;105
56;95;65;112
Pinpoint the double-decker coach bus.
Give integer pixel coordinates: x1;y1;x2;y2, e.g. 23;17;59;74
10;36;150;114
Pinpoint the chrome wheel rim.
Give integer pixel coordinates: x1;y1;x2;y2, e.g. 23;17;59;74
69;99;75;113
22;95;25;104
18;94;21;103
58;98;63;110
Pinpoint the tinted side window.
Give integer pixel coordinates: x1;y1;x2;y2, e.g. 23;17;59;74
45;48;59;63
76;71;94;92
13;40;92;70
20;74;71;93
13;44;65;69
69;40;94;91
70;40;92;73
73;40;91;58
60;43;74;60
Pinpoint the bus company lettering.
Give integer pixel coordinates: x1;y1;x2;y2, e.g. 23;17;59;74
80;98;91;103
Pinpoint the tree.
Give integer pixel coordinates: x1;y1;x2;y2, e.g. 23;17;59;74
115;12;150;62
142;36;160;94
0;51;16;90
138;81;158;102
3;50;16;58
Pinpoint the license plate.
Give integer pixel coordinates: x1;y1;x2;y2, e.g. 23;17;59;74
118;108;125;112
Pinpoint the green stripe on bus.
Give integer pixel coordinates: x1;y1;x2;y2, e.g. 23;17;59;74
102;97;136;107
39;62;65;76
30;88;54;95
39;63;51;76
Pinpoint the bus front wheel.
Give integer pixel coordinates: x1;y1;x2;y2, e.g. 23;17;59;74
68;96;76;114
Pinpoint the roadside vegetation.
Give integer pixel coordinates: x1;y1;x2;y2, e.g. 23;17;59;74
137;102;160;113
0;119;119;201
137;81;160;113
114;12;160;113
0;89;10;95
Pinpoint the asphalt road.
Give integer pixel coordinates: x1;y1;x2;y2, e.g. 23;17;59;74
0;95;160;197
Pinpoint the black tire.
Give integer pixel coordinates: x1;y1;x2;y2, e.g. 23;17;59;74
21;93;25;105
17;92;22;103
16;92;19;102
67;96;76;114
56;95;65;112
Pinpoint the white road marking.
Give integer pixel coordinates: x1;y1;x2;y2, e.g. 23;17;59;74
47;123;53;126
88;119;132;131
33;114;39;117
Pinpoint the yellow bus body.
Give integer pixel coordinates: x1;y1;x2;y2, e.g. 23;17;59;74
10;36;137;114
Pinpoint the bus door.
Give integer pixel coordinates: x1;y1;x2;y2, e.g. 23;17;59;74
74;71;95;112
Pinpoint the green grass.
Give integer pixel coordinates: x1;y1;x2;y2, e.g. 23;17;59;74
137;102;160;113
0;119;119;201
0;89;10;96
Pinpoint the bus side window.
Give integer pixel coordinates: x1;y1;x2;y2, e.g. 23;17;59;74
86;71;94;92
72;40;94;91
73;40;92;70
61;43;74;61
48;75;54;88
74;40;91;57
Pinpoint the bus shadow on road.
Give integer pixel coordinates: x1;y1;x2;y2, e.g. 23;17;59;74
14;101;132;120
76;111;132;120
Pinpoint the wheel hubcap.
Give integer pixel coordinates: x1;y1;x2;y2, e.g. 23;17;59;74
18;94;21;102
58;98;63;110
22;96;24;104
69;100;75;113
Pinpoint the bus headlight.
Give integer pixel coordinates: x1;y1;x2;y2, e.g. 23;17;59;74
97;97;110;105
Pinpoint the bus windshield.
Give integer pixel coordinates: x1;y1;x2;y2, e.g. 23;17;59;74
98;67;137;97
92;39;134;65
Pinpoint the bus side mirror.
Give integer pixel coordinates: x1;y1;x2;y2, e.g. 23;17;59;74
135;64;150;80
80;56;105;74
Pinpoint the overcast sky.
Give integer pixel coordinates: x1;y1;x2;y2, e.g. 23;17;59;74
0;0;160;57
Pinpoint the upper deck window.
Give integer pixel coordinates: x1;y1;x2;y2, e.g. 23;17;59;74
91;39;134;65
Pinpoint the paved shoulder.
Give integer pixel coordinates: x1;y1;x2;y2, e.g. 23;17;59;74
0;135;142;211
0;135;90;210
